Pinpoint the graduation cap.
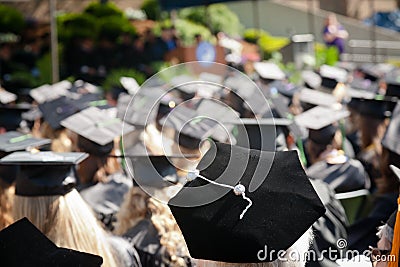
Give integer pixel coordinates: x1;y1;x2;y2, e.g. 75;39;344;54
198;72;224;84
169;75;198;101
385;69;400;98
123;141;196;187
0;151;88;196
0;132;51;154
117;89;165;127
352;95;397;119
159;105;219;150
382;102;400;155
120;77;140;95
168;142;325;263
358;63;394;82
253;61;285;81
0;88;17;105
295;106;349;145
0;217;103;267
298;88;339;109
319;64;348;89
0;104;32;131
302;70;322;90
71;80;99;94
349;77;379;93
38;96;81;129
61;107;135;156
21;107;43;122
225;117;292;151
30;80;72;104
268;80;302;99
224;75;269;116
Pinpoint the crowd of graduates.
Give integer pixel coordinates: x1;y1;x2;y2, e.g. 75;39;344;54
0;58;400;267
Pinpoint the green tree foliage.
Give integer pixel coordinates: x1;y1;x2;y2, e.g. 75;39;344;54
178;4;243;36
141;0;161;20
98;16;136;42
0;4;25;34
58;13;98;42
84;2;123;18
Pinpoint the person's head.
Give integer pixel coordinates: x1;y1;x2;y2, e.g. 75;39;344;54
0;179;14;230
306;126;338;164
115;186;189;267
378;147;400;194
6;151;119;267
325;13;338;26
359;116;388;150
161;27;172;41
195;34;202;44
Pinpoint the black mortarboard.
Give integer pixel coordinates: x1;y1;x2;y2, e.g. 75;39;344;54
319;64;348;89
385;69;400;98
117;89;164;127
226;118;292;151
0;89;17;105
224;75;269;116
123;141;196;187
298;88;338;109
359;63;394;82
61;107;135;156
0;132;51;153
295;106;349;145
0;104;32;131
21;107;43;122
302;70;322;90
30;81;71;104
0;217;103;267
0;151;88;196
268;80;302;99
168;142;325;263
382;102;400;155
160;105;223;150
352;96;397;119
38;96;80;129
253;62;286;81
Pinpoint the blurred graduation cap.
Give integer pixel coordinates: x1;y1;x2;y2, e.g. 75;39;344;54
0;132;51;185
302;70;322;90
169;75;198;101
224;75;269;116
21;107;43;122
358;63;394;82
61;107;135;156
120;77;140;95
0;104;32;131
295;106;349;145
0;151;88;196
253;61;285;81
382;102;400;155
0;89;17;105
298;88;339;110
351;95;397;119
0;132;51;154
71;80;99;94
225;117;292;151
168;142;325;263
123;141;196;187
385;69;400;98
0;217;103;267
117;88;167;127
38;96;80;130
267;80;302;99
319;64;348;89
30;80;71;104
349;77;379;93
198;72;224;84
160;105;222;150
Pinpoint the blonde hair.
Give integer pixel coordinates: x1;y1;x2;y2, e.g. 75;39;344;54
0;181;14;230
115;186;189;266
13;189;119;267
196;228;314;267
39;122;72;152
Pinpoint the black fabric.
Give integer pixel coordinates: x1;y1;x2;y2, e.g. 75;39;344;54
77;135;114;157
382;102;400;155
169;142;326;263
0;104;31;131
306;158;369;193
0;217;103;267
308;125;337;146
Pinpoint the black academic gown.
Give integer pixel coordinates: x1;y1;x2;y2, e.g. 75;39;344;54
80;172;132;230
123;219;191;267
307;158;370;193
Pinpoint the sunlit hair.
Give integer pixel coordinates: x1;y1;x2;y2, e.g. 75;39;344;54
114;186;189;267
0;181;14;230
13;189;119;267
196;228;314;267
39;122;72;152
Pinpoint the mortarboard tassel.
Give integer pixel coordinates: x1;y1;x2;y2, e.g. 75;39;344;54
187;169;253;220
388;197;400;267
